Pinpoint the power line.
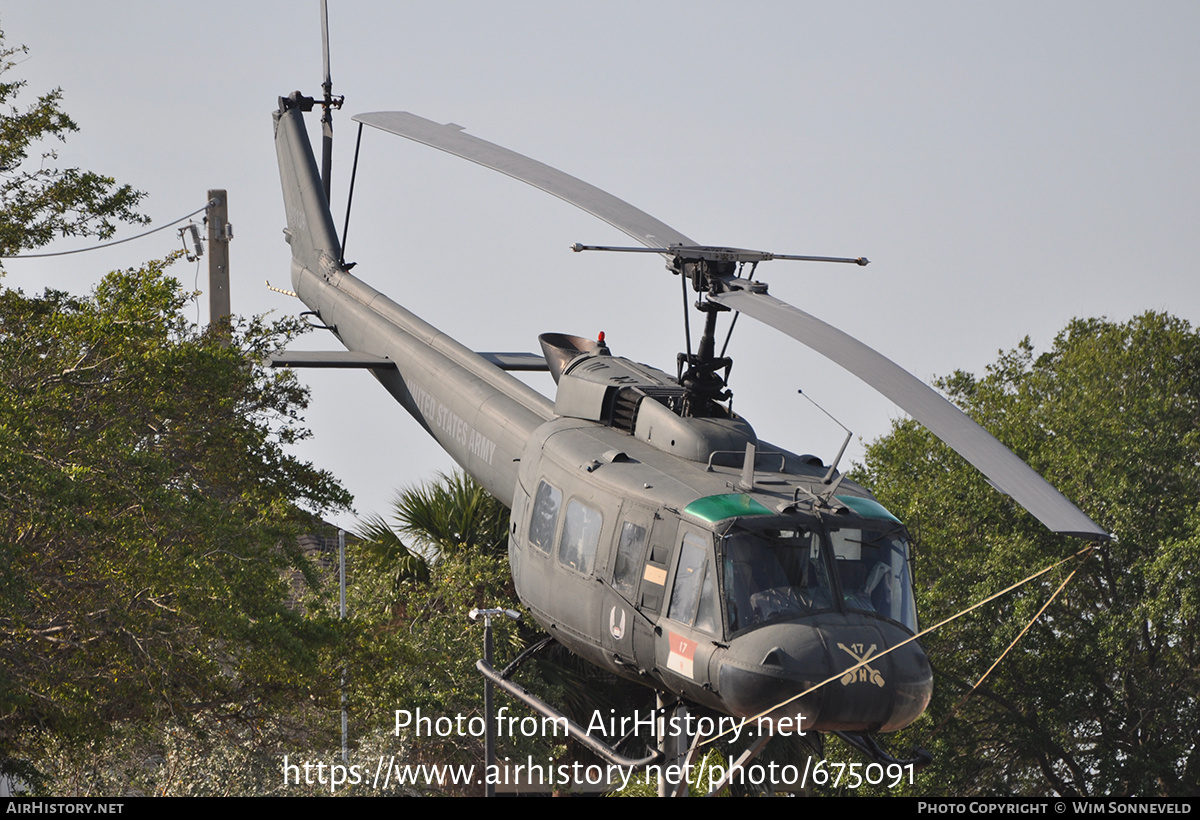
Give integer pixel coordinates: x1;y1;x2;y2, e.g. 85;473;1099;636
0;199;217;260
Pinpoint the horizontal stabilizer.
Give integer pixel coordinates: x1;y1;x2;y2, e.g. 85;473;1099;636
265;351;396;369
477;352;550;372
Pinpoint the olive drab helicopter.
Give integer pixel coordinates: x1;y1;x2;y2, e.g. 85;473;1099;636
270;22;1108;770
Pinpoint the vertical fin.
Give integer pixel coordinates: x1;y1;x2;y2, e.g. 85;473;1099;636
273;96;342;286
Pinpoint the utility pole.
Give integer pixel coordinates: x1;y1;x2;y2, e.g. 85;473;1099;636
206;189;231;343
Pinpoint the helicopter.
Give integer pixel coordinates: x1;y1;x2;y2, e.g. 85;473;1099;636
271;73;1108;767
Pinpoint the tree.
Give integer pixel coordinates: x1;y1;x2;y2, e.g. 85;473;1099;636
0;260;352;785
853;312;1200;796
348;472;654;795
346;474;529;795
0;32;349;792
0;27;146;261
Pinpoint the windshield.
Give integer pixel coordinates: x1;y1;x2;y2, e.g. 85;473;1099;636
829;524;917;631
722;519;918;634
723;527;834;632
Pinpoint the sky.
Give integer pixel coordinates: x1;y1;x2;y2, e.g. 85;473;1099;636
3;2;1197;530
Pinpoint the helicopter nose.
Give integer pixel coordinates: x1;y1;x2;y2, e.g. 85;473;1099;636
717;616;932;732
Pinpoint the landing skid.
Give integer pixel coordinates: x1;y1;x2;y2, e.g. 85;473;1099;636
479;643;930;794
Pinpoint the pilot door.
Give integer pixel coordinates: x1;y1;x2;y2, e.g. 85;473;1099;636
614;505;677;674
658;525;721;693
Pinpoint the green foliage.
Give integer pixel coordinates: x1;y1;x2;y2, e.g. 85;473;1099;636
386;470;512;560
0;28;147;261
0;33;350;794
346;475;534;794
0;260;352;783
852;312;1200;797
354;513;430;594
609;748;730;797
17;713;337;797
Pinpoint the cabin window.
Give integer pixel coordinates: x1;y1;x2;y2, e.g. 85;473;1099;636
612;521;647;597
558;500;603;575
723;528;834;632
528;480;562;554
668;531;719;634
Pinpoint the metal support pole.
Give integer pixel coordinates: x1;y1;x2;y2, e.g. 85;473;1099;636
470;607;520;797
657;694;690;797
339;529;348;764
483;617;494;797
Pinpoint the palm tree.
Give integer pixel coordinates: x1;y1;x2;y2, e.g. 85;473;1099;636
352;471;506;608
354;511;430;585
385;471;510;561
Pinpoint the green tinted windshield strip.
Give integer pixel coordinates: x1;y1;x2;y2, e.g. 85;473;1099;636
834;495;901;523
684;494;774;523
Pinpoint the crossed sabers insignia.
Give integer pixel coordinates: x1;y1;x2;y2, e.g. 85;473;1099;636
837;643;886;687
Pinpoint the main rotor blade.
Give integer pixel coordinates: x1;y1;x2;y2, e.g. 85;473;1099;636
353;109;1104;540
711;284;1109;540
353;111;696;250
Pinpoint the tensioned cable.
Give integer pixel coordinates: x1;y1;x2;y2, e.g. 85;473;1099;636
0;199;217;259
701;543;1098;748
920;560;1086;744
339;121;364;265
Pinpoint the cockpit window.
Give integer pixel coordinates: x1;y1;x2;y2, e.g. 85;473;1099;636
830;526;917;631
723;528;835;632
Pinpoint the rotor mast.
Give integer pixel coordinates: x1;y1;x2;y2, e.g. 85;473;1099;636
676;256;735;415
318;0;343;203
575;243;869;418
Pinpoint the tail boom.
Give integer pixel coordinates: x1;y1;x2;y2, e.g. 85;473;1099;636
274;98;553;503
